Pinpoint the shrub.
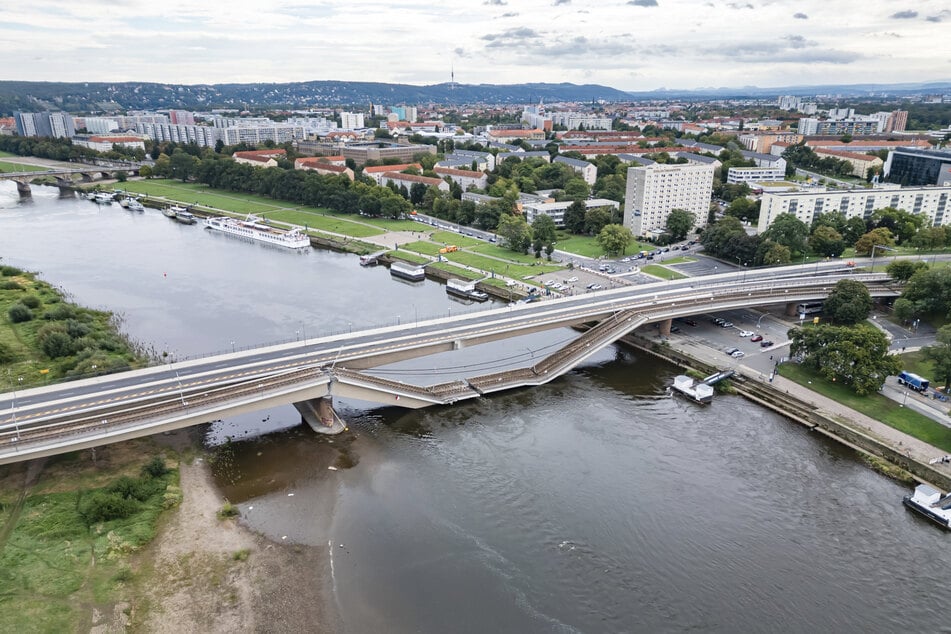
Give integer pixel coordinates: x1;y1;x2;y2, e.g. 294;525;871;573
8;303;33;323
78;491;140;525
65;318;91;339
0;265;22;277
217;500;239;519
0;280;23;290
20;294;41;308
107;475;162;502
39;330;74;358
142;455;169;478
0;342;16;364
232;548;251;561
43;303;75;320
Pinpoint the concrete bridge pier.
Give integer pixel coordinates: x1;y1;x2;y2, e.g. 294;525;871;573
658;318;672;336
785;302;799;317
294;396;346;435
54;176;75;195
14;179;31;198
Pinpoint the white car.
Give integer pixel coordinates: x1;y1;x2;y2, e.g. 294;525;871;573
731;350;745;358
738;330;754;337
567;276;578;283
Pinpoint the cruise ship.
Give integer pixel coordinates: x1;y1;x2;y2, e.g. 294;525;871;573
204;215;311;249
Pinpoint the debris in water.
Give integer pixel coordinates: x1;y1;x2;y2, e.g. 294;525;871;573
287;493;295;497
328;466;338;471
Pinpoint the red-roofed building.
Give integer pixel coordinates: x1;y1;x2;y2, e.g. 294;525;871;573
813;148;884;178
380;172;449;192
295;158;354;180
232;149;287;167
433;166;488;190
363;163;422;184
487;128;545;142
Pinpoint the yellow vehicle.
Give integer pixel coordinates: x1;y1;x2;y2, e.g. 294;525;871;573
439;245;459;254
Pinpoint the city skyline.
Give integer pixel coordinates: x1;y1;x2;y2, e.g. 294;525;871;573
2;0;950;91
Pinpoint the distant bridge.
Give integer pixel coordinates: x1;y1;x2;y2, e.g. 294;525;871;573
0;161;142;196
0;266;899;464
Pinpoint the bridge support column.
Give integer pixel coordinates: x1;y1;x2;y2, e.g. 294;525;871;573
785;302;798;317
658;318;672;336
293;397;346;435
54;177;75;195
14;179;31;198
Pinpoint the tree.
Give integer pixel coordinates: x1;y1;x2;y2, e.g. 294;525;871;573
823;279;872;325
886;259;927;283
169;149;197;182
897;266;951;318
138;165;153;179
923;325;951;390
531;214;557;259
596;224;633;256
584;206;612;236
563;200;586;234
854;227;895;256
762;213;809;255
665;209;694;241
808;225;846;258
842;216;867;244
788;324;901;395
760;241;791;265
497;214;533;253
562;178;591;201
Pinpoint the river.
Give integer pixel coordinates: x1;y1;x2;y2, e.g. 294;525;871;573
2;183;949;633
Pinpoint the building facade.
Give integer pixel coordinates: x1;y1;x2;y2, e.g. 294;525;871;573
884;148;951;187
522;198;619;227
553;155;597;185
623;163;715;237
757;185;951;232
14;111;75;138
726;166;786;184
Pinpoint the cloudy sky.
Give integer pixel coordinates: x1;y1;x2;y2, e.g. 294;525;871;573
2;0;949;90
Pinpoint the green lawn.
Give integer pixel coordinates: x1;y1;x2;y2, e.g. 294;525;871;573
262;209;384;238
116;181;287;214
427;262;481;280
641;264;687;280
400;240;443;257
662;256;696;265
442;250;563;278
387;250;430;265
900;350;937;385
0;150;14;157
468;243;551;264
430;230;482;247
0;160;46;173
779;362;951;452
553;234;653;259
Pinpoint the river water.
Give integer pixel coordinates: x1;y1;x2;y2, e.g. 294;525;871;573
2;184;948;633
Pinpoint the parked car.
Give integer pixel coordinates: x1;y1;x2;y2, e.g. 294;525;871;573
566;276;578;283
760;340;774;347
731;350;745;358
684;318;698;326
724;347;739;356
720;321;734;328
590;284;602;290
712;317;725;325
681;245;690;251
738;330;754;337
750;334;763;342
670;326;681;333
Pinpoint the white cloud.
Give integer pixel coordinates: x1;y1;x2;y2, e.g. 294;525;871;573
0;0;947;91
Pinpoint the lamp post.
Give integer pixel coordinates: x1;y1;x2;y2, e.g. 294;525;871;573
870;243;896;270
230;340;236;353
11;376;23;440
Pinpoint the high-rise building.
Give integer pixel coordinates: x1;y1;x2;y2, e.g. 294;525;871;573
623;163;715;237
13;111;74;138
169;110;195;125
339;112;365;129
884;148;951;187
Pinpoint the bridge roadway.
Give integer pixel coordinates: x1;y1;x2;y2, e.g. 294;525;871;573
0;265;898;464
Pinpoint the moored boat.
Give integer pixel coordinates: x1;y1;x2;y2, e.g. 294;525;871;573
390;261;426;282
127;199;145;212
203;215;311;249
671;375;714;404
164;205;185;218
93;192;114;204
446;277;488;302
903;483;951;529
174;210;197;225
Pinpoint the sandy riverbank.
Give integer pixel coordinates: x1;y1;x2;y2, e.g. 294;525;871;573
139;432;339;633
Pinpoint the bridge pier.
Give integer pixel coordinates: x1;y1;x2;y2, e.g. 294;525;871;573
658;318;672;337
294;396;346;435
14;179;31;198
785;302;799;317
54;176;75;194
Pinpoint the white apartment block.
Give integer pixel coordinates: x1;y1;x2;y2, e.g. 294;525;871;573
553;155;597;185
82;117;120;134
549;112;613;131
623;163;715;237
433;166;488;190
757;185;951;233
726;166;786;184
339;112;365;130
522;198;619;227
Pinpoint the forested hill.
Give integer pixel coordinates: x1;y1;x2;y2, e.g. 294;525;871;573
0;80;632;114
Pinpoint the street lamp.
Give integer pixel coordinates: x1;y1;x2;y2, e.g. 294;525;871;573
870;244;897;270
230;340;236;353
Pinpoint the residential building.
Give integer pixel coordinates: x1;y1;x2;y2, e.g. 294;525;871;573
363;163;422;185
73;135;147;152
553;155;597;185
439;150;495;171
134;122;222;147
339;142;434;166
433;166;488;190
486;128;545;143
549;112;613;131
757;185;951;232
726;166;786;184
14;111;74;138
797;117;880;136
738;131;803;154
623;163;715;237
339;112;365;130
80;117;120;134
813;149;884;178
390;106;417;122
884;148;951;187
380;171;448;192
232;149;286;167
294;157;354;180
522;198;619;227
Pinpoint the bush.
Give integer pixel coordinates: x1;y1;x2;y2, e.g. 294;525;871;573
0;265;22;277
0;342;16;364
8;303;33;323
43;304;75;320
217;500;239;519
142;456;169;478
0;280;23;290
78;491;140;525
107;475;162;502
232;548;251;561
20;295;41;308
39;330;74;358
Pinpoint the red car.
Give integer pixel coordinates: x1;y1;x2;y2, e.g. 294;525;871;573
750;334;763;342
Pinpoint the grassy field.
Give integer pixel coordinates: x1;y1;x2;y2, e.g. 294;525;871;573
0;441;180;632
468;243;550;264
427;261;481;280
0;150;14;158
387;251;430;265
430;231;482;247
442;250;563;278
641;264;687;280
779;362;951;452
900;350;938;385
261;209;384;238
0;160;46;174
400;241;442;257
662;256;696;265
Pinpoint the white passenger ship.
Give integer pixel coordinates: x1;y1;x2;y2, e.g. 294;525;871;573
204;215;311;249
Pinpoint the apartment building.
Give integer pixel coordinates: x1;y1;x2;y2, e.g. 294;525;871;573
522;198;619;227
757;185;951;232
362;163;422;185
623;163;715;237
232;149;286;167
433;166;488;190
726;166;786;184
813;149;884;178
553;155;597;185
14;111;74;138
884;148;951;187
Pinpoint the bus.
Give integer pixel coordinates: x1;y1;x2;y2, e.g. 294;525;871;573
797;302;823;315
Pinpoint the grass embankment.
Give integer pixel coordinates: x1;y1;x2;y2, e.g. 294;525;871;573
901;350;936;384
662;256;695;265
0;266;143;390
779;362;951;452
553;233;653;259
641;265;687;280
0;444;182;631
0;161;45;174
429;231;482;247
